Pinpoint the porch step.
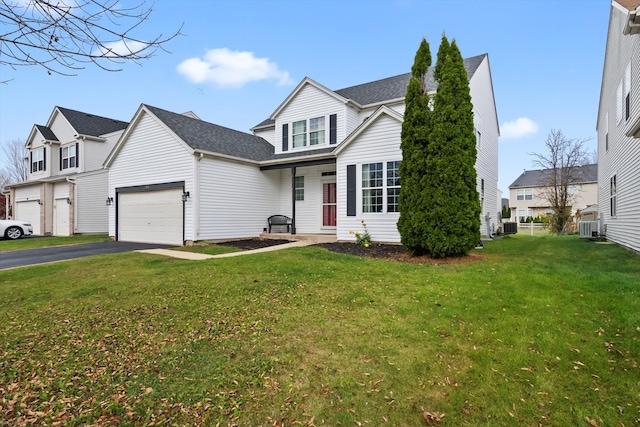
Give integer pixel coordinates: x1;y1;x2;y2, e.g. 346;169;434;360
263;233;337;244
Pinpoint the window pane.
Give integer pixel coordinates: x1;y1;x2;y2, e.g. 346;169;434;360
292;120;306;134
387;188;400;212
293;134;306;148
310;130;324;145
309;116;324;131
295;176;304;201
387;161;400;186
362;163;382;188
363;189;383;213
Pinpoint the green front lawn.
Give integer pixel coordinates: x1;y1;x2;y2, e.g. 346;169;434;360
1;235;638;426
0;234;109;252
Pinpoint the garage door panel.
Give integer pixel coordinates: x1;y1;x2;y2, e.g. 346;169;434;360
15;201;41;235
118;188;183;245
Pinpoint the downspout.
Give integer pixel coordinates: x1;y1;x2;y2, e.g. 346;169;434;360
291;167;296;234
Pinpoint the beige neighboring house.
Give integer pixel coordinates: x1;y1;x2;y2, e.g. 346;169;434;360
508;164;598;223
5;106;128;236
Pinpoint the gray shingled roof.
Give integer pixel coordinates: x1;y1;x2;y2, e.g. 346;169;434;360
57;106;129;137
253;54;486;129
509;164;598;188
145;105;275;162
35;125;58;141
335;54;485;105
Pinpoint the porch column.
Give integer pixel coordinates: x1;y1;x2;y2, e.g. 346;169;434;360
291;167;296;235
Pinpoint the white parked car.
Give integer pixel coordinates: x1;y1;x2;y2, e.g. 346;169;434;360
0;220;34;240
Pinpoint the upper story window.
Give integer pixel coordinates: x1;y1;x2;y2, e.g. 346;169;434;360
31;148;45;173
61;144;77;170
473;109;482;150
624;63;631;121
282;114;337;152
605;111;609;152
292;116;326;148
516;189;532;201
292;120;307;148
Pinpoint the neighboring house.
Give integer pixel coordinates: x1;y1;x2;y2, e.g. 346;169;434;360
508;164;598;222
4;106;128;235
596;0;640;252
106;53;499;246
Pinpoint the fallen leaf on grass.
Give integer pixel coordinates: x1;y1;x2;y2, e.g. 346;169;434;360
585;416;598;426
422;410;445;424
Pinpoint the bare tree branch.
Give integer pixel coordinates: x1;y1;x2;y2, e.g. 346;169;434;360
0;0;182;76
528;129;591;234
1;138;28;188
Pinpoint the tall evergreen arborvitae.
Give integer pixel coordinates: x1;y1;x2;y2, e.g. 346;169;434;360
397;38;432;255
423;36;480;258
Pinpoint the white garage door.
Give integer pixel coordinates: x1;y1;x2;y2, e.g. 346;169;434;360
15;201;41;235
118;188;184;245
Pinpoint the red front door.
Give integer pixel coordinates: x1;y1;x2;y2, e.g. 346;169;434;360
323;183;337;227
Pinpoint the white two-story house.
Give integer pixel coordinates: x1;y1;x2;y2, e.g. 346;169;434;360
597;0;640;252
5;106;128;235
105;53;499;246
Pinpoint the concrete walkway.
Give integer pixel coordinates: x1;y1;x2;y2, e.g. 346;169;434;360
136;240;315;260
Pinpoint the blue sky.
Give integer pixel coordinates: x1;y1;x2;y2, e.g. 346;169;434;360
0;0;610;195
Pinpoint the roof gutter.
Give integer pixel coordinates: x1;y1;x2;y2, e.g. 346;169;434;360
75;133;105;142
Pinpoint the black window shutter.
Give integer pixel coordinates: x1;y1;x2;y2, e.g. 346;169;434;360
76;142;79;168
43;147;46;171
30;152;33;173
282;124;289;152
347;164;356;216
59;147;62;170
330;114;337;144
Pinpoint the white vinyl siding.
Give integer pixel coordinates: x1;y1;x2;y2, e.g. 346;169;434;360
468;56;500;237
253;127;276;147
337;113;403;243
597;3;640;252
198;159;280;240
75;170;109;233
108;111;195;241
83;130;124;171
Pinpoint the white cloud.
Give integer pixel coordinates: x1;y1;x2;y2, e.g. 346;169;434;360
176;48;293;88
500;117;539;139
94;40;149;58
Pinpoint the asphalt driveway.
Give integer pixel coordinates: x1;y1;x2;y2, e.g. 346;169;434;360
0;241;174;270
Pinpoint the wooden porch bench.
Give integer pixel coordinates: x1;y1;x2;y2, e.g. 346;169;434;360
268;215;292;233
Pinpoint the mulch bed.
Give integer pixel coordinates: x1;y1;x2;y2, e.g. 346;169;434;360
218;238;482;264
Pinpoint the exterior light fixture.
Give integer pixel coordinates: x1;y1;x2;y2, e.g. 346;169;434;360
106;197;114;206
66;198;71;205
182;191;190;202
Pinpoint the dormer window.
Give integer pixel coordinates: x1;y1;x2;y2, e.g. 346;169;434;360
31;148;45;173
61;144;77;170
292;120;307;148
292;116;326;148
